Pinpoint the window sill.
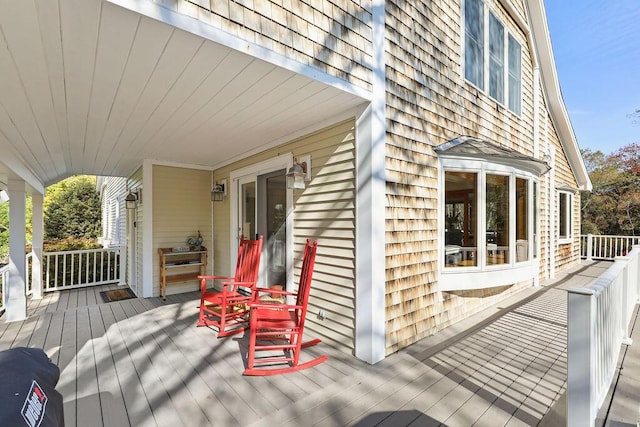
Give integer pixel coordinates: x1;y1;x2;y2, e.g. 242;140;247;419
439;262;536;291
558;238;573;245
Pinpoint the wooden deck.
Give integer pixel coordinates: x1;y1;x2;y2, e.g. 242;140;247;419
0;261;635;426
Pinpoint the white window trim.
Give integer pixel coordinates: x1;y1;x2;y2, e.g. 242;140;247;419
558;190;574;244
439;157;539;291
462;0;523;115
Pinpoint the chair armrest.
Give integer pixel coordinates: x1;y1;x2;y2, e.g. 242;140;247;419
249;302;303;310
198;275;233;280
254;287;295;297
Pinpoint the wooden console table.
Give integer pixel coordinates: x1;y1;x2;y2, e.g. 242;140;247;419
158;247;207;299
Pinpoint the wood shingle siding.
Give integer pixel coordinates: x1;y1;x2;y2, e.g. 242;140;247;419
164;0;374;91
382;0;578;354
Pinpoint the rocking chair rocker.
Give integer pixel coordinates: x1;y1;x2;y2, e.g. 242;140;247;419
197;235;263;337
244;240;328;375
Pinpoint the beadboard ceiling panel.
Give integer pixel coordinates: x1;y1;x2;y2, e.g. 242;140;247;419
0;0;368;192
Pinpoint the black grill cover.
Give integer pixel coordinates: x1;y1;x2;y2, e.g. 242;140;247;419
0;347;64;426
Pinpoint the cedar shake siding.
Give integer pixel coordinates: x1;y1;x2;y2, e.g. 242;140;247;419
154;0;373;91
383;0;578;354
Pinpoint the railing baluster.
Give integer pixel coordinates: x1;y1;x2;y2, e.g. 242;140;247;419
71;253;76;286
54;254;59;288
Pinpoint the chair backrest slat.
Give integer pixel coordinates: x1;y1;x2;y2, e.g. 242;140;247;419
234;235;264;284
296;240;318;320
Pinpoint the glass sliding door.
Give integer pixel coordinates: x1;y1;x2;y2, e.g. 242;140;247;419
257;170;287;289
233;163;289;290
239;179;256;240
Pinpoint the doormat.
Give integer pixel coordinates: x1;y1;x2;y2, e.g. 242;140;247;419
100;288;137;303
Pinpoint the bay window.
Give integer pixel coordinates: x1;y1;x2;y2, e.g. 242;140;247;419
437;137;549;291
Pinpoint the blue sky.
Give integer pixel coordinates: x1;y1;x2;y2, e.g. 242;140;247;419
544;0;639;155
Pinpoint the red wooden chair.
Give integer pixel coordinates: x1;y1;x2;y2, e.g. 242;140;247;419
197;235;263;337
244;240;328;375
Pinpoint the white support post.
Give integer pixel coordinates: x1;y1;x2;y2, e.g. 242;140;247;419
31;193;44;299
549;148;556;279
586;234;593;261
567;288;597;427
354;0;386;366
6;179;27;322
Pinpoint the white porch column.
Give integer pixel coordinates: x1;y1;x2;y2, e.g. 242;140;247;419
549;148;556;279
31;193;44;299
6;178;27;322
354;0;386;365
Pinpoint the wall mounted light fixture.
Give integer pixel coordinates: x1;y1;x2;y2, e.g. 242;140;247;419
125;191;138;209
286;155;311;190
211;179;227;202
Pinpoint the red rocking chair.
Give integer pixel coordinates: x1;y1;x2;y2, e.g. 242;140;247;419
244;240;328;375
197;235;263;337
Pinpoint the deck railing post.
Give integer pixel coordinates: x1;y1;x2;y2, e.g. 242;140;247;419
635;246;640;303
586;234;594;261
567;288;597;427
616;256;633;345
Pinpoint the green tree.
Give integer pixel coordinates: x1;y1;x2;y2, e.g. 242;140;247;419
582;144;640;236
44;176;101;240
0;202;8;262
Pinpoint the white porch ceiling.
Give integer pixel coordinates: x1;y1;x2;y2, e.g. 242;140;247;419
0;0;368;192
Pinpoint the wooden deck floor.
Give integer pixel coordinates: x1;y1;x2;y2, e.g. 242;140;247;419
0;284;366;427
0;261;631;426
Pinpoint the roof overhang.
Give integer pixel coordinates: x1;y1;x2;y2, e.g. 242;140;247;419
0;0;370;192
435;136;551;176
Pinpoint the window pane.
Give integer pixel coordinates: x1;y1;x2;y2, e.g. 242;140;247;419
516;178;528;262
465;0;484;89
445;172;477;267
559;192;568;238
486;174;509;265
489;13;504;103
508;34;522;114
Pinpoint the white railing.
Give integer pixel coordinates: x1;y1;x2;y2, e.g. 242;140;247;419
0;248;121;314
26;253;33;296
41;247;121;292
581;234;640;260
567;247;640;427
0;264;7;315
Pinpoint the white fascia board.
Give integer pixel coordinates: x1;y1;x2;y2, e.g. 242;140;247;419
526;0;592;192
